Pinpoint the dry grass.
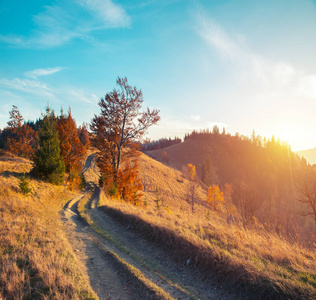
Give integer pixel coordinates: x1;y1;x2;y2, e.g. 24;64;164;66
0;155;97;299
98;152;316;299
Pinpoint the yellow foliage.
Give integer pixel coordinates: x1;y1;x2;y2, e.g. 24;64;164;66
186;163;197;181
207;185;224;210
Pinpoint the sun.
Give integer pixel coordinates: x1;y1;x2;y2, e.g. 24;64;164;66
276;123;299;148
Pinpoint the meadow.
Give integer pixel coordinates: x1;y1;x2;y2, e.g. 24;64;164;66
0;152;96;299
98;152;316;299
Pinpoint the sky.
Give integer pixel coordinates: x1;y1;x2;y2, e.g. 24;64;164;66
1;0;316;151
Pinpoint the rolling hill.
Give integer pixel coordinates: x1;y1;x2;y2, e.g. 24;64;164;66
296;147;316;165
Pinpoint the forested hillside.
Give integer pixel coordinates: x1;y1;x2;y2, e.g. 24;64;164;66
146;128;315;244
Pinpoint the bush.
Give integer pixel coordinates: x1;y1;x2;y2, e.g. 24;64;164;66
19;175;31;195
80;173;86;190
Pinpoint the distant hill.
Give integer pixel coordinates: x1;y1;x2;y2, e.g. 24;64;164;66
145;131;315;242
296;147;316;165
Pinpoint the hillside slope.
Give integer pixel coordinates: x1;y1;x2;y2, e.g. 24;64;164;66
145;134;316;241
96;151;316;299
296;147;316;165
0;153;96;299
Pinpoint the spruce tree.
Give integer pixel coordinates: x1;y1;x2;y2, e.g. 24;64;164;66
33;108;65;185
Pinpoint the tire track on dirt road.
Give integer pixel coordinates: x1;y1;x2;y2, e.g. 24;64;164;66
61;195;135;299
61;152;235;299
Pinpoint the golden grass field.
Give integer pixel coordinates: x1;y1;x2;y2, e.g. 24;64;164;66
1;149;315;299
0;153;96;299
99;152;316;299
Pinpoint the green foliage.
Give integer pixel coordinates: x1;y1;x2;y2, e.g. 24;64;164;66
18;174;31;195
79;173;86;190
108;182;117;197
32;107;65;185
99;173;104;188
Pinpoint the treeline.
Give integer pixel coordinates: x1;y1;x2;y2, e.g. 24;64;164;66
142;137;182;151
0;105;90;189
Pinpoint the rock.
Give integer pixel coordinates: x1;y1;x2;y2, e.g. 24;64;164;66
185;258;191;267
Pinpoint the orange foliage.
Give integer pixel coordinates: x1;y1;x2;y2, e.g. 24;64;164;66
117;160;143;205
57;110;86;189
5;105;37;159
91;77;159;203
207;185;224;210
57;110;86;173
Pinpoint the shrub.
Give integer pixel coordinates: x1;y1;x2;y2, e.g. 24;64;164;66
19;174;31;195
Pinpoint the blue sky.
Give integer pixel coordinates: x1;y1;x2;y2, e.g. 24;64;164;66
1;0;316;151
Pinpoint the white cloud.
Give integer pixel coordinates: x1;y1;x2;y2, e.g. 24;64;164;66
67;89;99;104
77;0;131;28
25;67;64;79
194;8;316;99
0;0;130;48
0;78;55;97
298;75;316;98
190;115;200;121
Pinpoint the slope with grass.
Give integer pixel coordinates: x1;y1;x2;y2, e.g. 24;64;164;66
0;153;96;299
96;151;316;299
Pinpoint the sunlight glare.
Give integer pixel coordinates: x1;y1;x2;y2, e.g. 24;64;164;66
276;123;298;148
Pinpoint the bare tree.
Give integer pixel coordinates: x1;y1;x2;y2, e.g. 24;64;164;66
297;167;316;225
184;164;198;213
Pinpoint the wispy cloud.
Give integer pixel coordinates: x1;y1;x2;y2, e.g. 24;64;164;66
0;78;55;97
194;7;316;99
24;67;64;79
67;89;99;104
0;69;99;105
77;0;131;28
0;0;130;48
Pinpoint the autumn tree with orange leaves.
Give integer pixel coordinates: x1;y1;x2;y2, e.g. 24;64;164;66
207;184;224;211
57;110;86;190
90;77;160;204
5;105;37;159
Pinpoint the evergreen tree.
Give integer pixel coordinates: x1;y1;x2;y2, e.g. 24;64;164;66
33;108;65;185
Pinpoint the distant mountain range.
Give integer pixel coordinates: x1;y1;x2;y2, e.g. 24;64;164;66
296;148;316;165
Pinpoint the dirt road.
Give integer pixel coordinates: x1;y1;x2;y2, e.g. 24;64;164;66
60;154;235;299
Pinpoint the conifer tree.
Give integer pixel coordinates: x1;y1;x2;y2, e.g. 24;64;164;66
33;108;65;185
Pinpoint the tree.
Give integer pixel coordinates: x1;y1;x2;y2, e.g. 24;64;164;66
78;123;91;148
33;108;65;185
201;153;217;186
57;109;86;189
5;105;37;158
232;180;262;223
90;77;160;202
184;163;198;213
161;150;170;164
297;166;316;225
207;185;224;211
